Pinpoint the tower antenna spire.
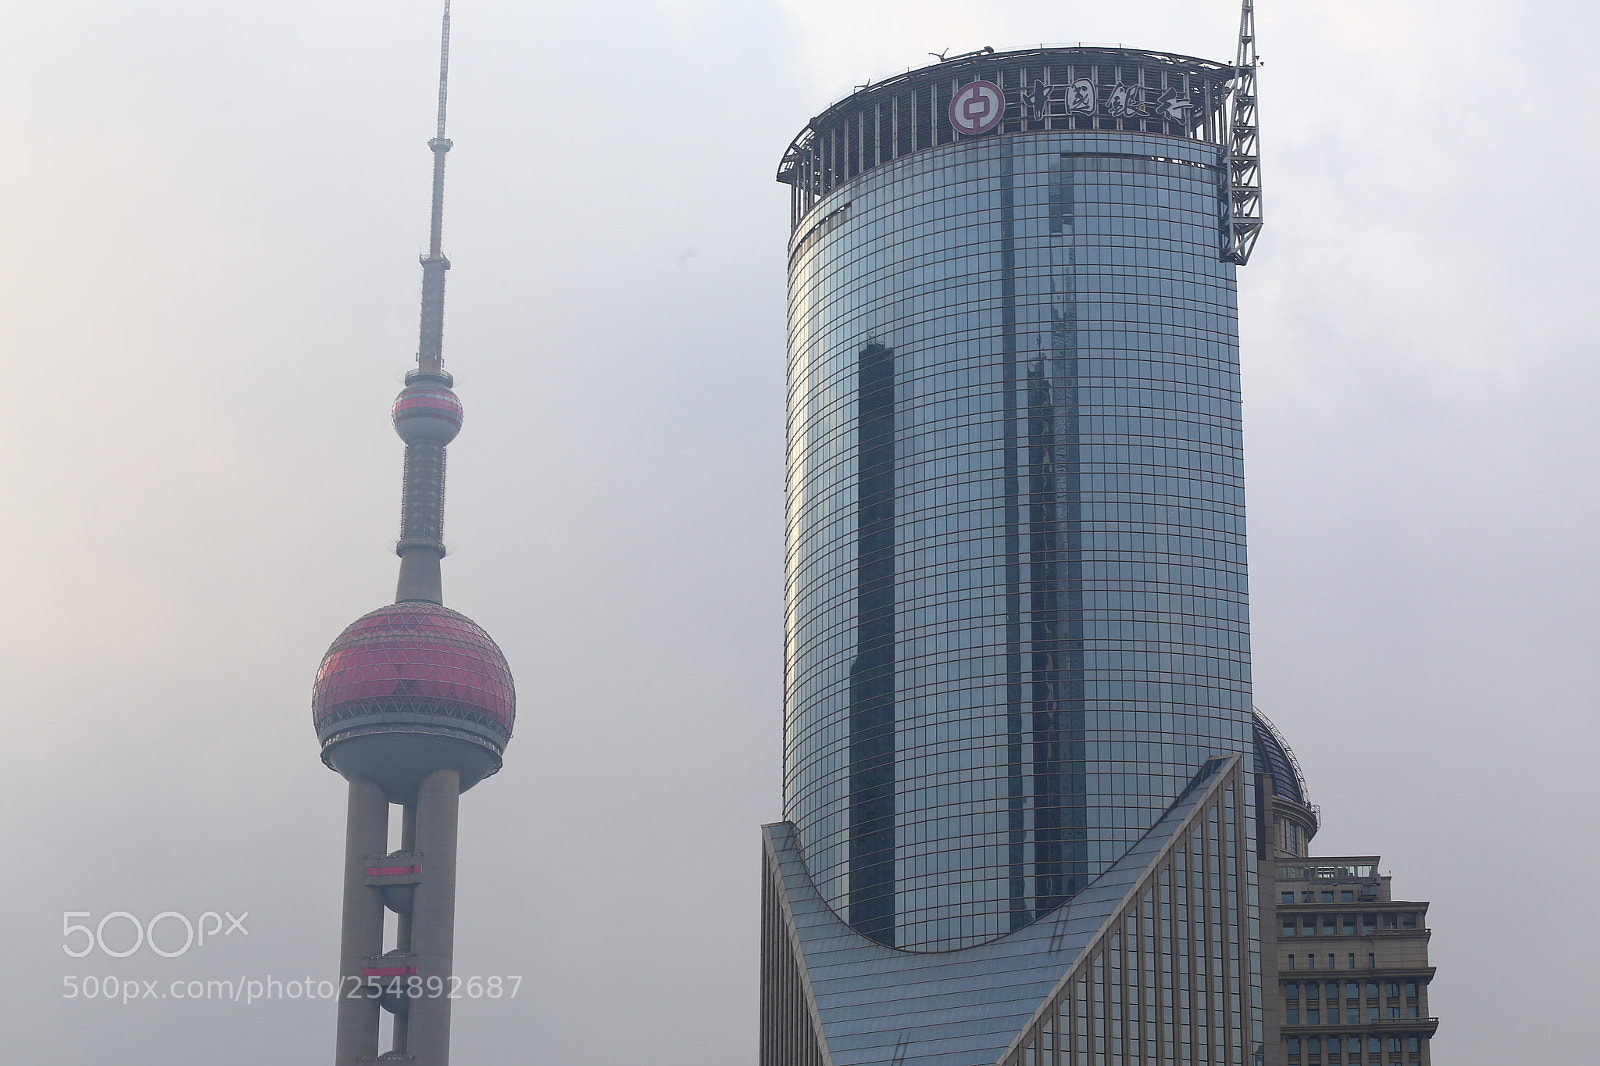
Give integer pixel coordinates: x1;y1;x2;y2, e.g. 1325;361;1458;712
430;0;451;259
1224;0;1264;264
418;0;453;374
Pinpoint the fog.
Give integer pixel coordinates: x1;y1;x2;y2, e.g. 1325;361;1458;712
0;0;1593;1061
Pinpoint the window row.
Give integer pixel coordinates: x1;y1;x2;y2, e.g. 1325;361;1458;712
1286;1005;1425;1023
1281;889;1378;904
1285;953;1380;970
1282;912;1419;935
1286;1034;1426;1055
1285;980;1422;999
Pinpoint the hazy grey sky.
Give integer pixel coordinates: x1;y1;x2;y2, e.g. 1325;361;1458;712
1;0;1594;1061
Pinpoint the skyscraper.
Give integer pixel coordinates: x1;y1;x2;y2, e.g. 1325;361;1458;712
310;6;516;1065
762;9;1273;1065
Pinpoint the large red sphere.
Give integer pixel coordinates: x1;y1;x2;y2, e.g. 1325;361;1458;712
313;602;515;794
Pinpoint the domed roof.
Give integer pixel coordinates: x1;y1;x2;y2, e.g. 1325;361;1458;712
1251;708;1308;805
313;602;514;734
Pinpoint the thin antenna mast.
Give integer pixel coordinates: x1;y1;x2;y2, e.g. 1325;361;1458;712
1224;0;1263;265
418;0;453;374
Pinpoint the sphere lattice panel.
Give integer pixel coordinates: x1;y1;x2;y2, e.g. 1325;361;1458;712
313;602;514;796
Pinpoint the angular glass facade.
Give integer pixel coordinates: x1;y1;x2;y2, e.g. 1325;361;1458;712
783;52;1254;953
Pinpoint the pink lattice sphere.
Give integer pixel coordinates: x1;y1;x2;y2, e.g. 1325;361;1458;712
313;602;514;794
392;381;463;445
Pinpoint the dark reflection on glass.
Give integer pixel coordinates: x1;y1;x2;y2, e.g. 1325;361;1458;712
1002;137;1027;930
1029;155;1089;914
849;341;897;945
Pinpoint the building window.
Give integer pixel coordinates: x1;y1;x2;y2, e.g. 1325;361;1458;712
1303;891;1314;902
1341;890;1354;902
1345;982;1359;999
1307;1008;1320;1024
1348;953;1356;969
1308;1037;1322;1054
1368;1036;1382;1054
1388;1006;1400;1019
1287;1039;1301;1055
1408;1037;1421;1053
1343;915;1357;935
1402;913;1417;928
1283;918;1297;936
1285;983;1299;1000
1286;1008;1300;1025
1385;982;1399;998
1282;892;1295;903
1367;1007;1378;1022
1363;913;1377;932
1329;954;1336;969
1308;954;1316;970
1407;1005;1418;1018
1367;953;1376;968
1387;1037;1402;1053
1322;891;1335;903
1365;982;1379;998
1288;954;1295;969
1404;981;1418;998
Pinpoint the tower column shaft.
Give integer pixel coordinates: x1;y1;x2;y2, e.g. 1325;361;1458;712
405;768;461;1066
397;802;417;952
334;777;389;1066
396;547;443;604
418;256;449;373
396;437;447;604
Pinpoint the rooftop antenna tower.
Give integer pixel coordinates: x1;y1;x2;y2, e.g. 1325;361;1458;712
1225;0;1264;264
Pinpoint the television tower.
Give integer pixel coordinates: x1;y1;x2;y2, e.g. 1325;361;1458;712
311;5;516;1064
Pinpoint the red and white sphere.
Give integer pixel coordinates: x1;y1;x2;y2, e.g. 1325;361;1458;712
313;602;515;796
391;381;463;445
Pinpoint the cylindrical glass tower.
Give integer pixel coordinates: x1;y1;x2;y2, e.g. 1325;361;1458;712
781;48;1253;951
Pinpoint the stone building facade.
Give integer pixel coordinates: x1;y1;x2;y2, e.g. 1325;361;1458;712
1253;716;1438;1066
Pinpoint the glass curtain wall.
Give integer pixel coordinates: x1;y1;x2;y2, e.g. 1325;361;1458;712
785;129;1252;952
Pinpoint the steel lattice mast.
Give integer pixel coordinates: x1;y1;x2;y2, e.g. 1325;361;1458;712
1225;0;1264;264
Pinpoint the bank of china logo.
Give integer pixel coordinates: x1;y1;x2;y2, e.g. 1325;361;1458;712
949;80;1005;137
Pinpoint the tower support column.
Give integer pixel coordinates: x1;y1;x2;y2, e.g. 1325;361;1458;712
405;768;461;1066
396;546;443;604
334;776;389;1066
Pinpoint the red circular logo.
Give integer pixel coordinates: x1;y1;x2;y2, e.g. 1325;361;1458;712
949;80;1005;136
